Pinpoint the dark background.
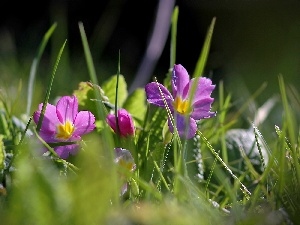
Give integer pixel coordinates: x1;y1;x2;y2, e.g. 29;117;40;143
1;0;300;103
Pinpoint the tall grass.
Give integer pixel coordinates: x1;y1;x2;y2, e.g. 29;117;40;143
0;5;300;225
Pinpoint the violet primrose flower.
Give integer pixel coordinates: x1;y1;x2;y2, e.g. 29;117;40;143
114;147;136;195
106;109;135;137
145;64;216;139
33;95;96;159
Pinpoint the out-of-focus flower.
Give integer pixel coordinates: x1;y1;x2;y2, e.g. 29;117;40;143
145;64;216;139
106;109;135;137
114;147;136;195
33;95;95;159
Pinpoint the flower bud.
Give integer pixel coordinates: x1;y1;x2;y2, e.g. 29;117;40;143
106;109;135;137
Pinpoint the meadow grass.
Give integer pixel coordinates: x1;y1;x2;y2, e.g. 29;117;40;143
0;6;300;225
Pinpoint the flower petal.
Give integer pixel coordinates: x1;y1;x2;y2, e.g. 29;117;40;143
114;147;135;171
106;109;135;137
190;77;215;104
56;95;78;124
168;113;197;139
54;144;79;159
73;111;95;136
172;64;190;99
191;97;216;120
118;109;135;136
106;114;117;132
145;82;173;108
33;103;60;142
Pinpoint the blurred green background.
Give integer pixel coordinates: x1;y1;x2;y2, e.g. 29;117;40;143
1;0;300;113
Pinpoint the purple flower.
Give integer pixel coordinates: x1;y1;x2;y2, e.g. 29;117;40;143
106;109;135;137
33;95;96;159
145;64;216;139
114;148;136;195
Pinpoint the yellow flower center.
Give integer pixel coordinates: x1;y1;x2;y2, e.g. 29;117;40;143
173;97;190;115
56;120;75;140
118;159;135;171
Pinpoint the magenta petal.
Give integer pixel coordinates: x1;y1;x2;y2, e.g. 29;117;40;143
145;82;173;108
106;113;117;131
54;144;79;159
172;64;190;99
73;111;95;136
118;109;135;136
56;95;78;123
106;109;135;137
33;103;60;138
39;130;57;143
33;103;57;127
168;113;197;139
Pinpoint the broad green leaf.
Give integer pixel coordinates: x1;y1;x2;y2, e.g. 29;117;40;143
123;88;146;126
102;75;128;108
73;81;112;120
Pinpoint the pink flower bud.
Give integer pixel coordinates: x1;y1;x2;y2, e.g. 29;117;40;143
106;109;135;137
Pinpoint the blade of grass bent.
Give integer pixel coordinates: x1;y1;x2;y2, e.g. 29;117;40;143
26;23;57;116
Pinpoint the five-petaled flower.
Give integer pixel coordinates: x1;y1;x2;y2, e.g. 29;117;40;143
114;147;136;195
33;95;96;159
106;109;135;137
145;64;216;139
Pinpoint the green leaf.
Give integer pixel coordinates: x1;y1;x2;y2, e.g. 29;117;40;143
102;75;128;108
73;82;94;108
73;81;114;120
123;88;146;126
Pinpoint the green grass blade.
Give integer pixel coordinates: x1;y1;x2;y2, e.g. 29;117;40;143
193;17;216;78
170;6;178;67
278;75;300;184
36;40;67;132
78;22;112;139
114;51;121;138
197;130;251;200
78;21;119;204
218;81;229;164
